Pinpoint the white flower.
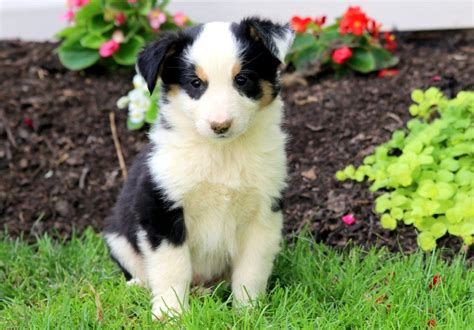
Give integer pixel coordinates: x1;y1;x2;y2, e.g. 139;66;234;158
129;109;145;124
133;74;147;90
116;96;129;109
128;88;148;102
129;97;150;114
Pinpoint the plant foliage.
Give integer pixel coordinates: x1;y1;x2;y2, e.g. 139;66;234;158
336;88;474;251
57;0;190;70
287;7;398;75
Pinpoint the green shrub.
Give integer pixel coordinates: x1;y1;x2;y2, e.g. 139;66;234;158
336;88;474;251
57;0;191;70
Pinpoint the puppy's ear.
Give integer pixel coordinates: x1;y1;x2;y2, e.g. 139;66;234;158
136;33;178;93
240;17;295;64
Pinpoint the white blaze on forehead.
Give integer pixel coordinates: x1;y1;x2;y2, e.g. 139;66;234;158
186;22;240;83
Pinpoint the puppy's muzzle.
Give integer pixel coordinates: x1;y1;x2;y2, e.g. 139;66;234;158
210;120;232;134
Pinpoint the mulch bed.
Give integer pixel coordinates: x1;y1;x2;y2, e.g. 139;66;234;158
1;30;473;258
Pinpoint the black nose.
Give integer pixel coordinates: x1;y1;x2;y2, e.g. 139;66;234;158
210;120;232;134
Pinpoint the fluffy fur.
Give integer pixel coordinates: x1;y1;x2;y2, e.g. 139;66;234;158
104;17;294;320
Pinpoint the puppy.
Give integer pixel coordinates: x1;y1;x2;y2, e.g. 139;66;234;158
104;17;294;320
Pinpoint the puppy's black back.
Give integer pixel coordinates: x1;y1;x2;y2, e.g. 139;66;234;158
104;144;186;255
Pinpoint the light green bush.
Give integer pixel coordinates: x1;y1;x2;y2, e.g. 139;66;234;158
336;88;474;251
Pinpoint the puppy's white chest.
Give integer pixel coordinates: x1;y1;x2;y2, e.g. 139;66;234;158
183;183;260;281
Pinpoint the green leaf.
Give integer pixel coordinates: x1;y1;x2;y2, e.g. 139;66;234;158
440;158;459;172
335;170;346;181
56;26;81;39
430;222;447;239
417;232;436;251
127;118;145;130
343;165;356;178
58;40;100;70
381;214;397;230
390;207;404;220
145;91;159;124
292;45;323;70
375;195;391;213
80;34;107;49
411;90;424;103
346;48;376;73
371;46;399;69
289;33;317;53
74;0;102;25
113;36;145;66
436;170;454;182
90;14;113;33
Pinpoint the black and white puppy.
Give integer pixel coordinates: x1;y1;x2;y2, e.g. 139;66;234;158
104;17;294;320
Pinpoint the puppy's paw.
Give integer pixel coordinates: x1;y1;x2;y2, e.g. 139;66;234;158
126;278;145;287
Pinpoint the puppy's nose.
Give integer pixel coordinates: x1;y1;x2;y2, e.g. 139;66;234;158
210;120;232;134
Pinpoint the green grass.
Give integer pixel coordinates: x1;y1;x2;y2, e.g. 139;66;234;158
1;229;472;329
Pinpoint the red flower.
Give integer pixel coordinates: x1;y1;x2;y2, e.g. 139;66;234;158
428;275;441;290
314;16;327;27
99;40;120;58
378;69;399;77
427;319;436;328
23;117;33;129
115;12;126;26
384;32;397;51
332;47;352;64
339;6;369;36
367;19;381;38
291;16;312;33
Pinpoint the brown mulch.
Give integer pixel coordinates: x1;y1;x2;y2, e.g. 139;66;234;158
1;30;473;257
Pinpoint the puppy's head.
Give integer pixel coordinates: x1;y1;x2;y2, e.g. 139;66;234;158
137;17;294;139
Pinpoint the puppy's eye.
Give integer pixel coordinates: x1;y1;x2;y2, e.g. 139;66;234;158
235;75;248;86
190;79;202;88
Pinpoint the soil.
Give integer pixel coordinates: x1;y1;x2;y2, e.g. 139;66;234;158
1;30;473;258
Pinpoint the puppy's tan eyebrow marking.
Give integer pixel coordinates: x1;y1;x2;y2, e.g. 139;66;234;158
167;84;180;97
195;65;208;82
232;62;241;77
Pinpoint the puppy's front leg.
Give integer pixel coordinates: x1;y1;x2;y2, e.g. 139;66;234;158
232;210;283;306
143;240;192;320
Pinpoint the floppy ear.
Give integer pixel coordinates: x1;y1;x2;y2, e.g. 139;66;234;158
240;17;295;64
136;33;178;93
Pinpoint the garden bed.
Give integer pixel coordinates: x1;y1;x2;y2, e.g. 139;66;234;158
1;29;473;256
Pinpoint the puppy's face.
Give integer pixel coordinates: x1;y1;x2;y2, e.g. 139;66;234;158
138;18;294;139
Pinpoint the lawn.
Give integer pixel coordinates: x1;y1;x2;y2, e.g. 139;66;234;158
1;229;472;329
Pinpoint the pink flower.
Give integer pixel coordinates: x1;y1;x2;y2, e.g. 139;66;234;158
115;12;126;26
99;40;120;58
61;9;75;22
342;214;356;225
148;9;167;31
127;0;138;3
68;0;89;8
431;75;442;82
173;12;189;27
332;47;353;64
